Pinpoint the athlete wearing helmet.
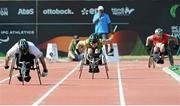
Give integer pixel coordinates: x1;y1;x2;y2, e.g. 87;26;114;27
18;39;29;54
146;28;178;64
76;33;112;73
4;38;48;82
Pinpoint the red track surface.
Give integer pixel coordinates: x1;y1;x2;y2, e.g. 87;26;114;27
0;59;180;105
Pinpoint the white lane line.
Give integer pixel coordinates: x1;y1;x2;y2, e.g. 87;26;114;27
32;63;80;106
0;74;19;84
163;67;180;82
117;61;125;106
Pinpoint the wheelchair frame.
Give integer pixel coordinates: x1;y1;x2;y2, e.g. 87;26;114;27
79;50;109;79
8;56;42;85
148;44;174;68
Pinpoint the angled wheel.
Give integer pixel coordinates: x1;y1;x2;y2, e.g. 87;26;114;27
79;54;85;79
35;59;42;85
148;47;155;68
148;56;155;68
103;54;109;79
9;57;16;85
167;46;174;66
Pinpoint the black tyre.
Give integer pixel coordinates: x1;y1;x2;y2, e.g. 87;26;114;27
148;47;155;68
167;47;174;66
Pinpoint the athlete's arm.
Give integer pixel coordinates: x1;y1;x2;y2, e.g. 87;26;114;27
146;35;153;46
4;43;19;68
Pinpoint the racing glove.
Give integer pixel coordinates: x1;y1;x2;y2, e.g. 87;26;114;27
42;69;48;77
4;66;9;69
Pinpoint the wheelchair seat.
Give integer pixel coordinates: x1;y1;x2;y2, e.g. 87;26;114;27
15;53;35;68
8;53;42;85
79;49;109;79
148;44;174;68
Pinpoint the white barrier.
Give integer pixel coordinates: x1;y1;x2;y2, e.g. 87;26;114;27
102;43;120;62
46;43;59;63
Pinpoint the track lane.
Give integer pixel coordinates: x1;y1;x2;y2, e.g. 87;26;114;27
121;60;180;105
0;62;79;105
0;59;180;105
38;62;120;105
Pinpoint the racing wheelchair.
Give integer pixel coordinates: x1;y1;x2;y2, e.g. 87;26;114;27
148;43;174;68
78;49;109;79
8;54;42;85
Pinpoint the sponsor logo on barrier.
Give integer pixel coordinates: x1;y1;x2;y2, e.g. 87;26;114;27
43;8;74;15
81;8;96;15
18;8;34;15
0;36;9;44
111;7;135;16
171;26;180;38
0;7;8;16
0;30;35;35
170;4;180;18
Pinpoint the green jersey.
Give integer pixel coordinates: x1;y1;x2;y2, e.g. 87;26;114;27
84;39;103;49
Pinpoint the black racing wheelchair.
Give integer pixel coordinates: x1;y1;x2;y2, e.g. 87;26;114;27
148;42;174;68
78;49;109;79
9;54;42;85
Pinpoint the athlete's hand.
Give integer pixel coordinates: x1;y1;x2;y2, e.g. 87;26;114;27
4;66;9;69
4;66;9;72
146;45;151;52
42;69;48;77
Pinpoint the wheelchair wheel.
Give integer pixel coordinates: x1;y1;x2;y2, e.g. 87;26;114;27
79;54;85;79
82;50;89;65
35;59;42;85
103;54;109;79
167;46;174;66
148;47;155;68
91;58;96;79
9;57;16;85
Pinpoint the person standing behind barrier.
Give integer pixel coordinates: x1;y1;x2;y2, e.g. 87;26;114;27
4;39;48;82
92;5;113;56
68;35;82;61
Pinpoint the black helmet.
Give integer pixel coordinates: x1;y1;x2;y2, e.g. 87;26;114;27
18;39;29;54
89;33;99;43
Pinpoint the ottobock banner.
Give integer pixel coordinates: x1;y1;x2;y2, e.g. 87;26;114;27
0;1;179;56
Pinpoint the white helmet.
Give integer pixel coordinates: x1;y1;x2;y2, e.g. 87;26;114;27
155;28;163;35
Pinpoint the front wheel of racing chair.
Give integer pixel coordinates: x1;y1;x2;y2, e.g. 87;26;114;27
79;51;109;79
9;56;42;85
87;55;101;79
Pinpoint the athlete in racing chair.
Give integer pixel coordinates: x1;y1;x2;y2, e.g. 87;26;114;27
77;33;106;73
146;28;179;64
4;39;48;82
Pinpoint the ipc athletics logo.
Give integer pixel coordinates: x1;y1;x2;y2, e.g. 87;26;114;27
170;4;180;18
